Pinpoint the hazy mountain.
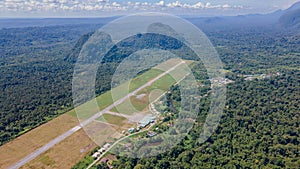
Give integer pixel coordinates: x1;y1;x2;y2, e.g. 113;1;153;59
184;1;300;32
285;1;300;12
0;17;116;29
279;1;300;28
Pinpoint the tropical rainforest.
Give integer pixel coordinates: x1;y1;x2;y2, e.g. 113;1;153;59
0;3;300;168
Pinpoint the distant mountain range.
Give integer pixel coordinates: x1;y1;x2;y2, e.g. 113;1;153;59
279;1;300;28
0;17;117;29
186;1;300;31
0;1;299;30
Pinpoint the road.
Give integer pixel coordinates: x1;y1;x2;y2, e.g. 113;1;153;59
86;119;157;169
8;61;185;169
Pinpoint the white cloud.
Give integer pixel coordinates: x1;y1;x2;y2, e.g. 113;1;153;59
223;4;231;8
205;2;211;8
0;0;246;16
166;1;182;8
156;1;165;6
58;0;68;3
112;2;120;7
193;2;204;8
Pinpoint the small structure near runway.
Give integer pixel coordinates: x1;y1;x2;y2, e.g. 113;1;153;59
128;128;135;133
91;143;111;159
147;131;157;137
137;114;156;129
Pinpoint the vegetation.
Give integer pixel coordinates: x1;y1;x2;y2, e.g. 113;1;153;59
0;10;299;168
0;25;198;145
91;21;300;168
71;155;95;169
103;65;300;169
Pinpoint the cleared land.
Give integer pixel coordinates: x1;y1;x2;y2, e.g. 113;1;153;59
18;121;119;169
2;58;192;169
75;68;164;120
110;59;192;115
20;129;96;169
0;112;78;169
83;60;190;148
96;113;133;133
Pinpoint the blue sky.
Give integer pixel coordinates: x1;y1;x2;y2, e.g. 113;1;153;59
0;0;299;18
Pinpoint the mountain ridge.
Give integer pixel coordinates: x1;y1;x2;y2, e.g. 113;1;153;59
279;1;300;28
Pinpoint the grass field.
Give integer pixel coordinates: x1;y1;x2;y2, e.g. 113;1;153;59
0;113;79;169
127;69;163;91
110;74;176;115
21;121;121;169
75;68;164;120
112;60;192;115
76;58;189;119
110;94;150;114
97;114;129;127
21;129;97;169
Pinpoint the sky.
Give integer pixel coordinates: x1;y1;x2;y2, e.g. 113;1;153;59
0;0;299;18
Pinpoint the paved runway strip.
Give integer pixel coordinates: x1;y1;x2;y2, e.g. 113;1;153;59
8;61;185;169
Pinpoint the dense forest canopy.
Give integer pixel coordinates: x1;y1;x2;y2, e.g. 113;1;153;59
96;64;299;168
0;24;102;144
73;17;299;168
0;8;299;168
